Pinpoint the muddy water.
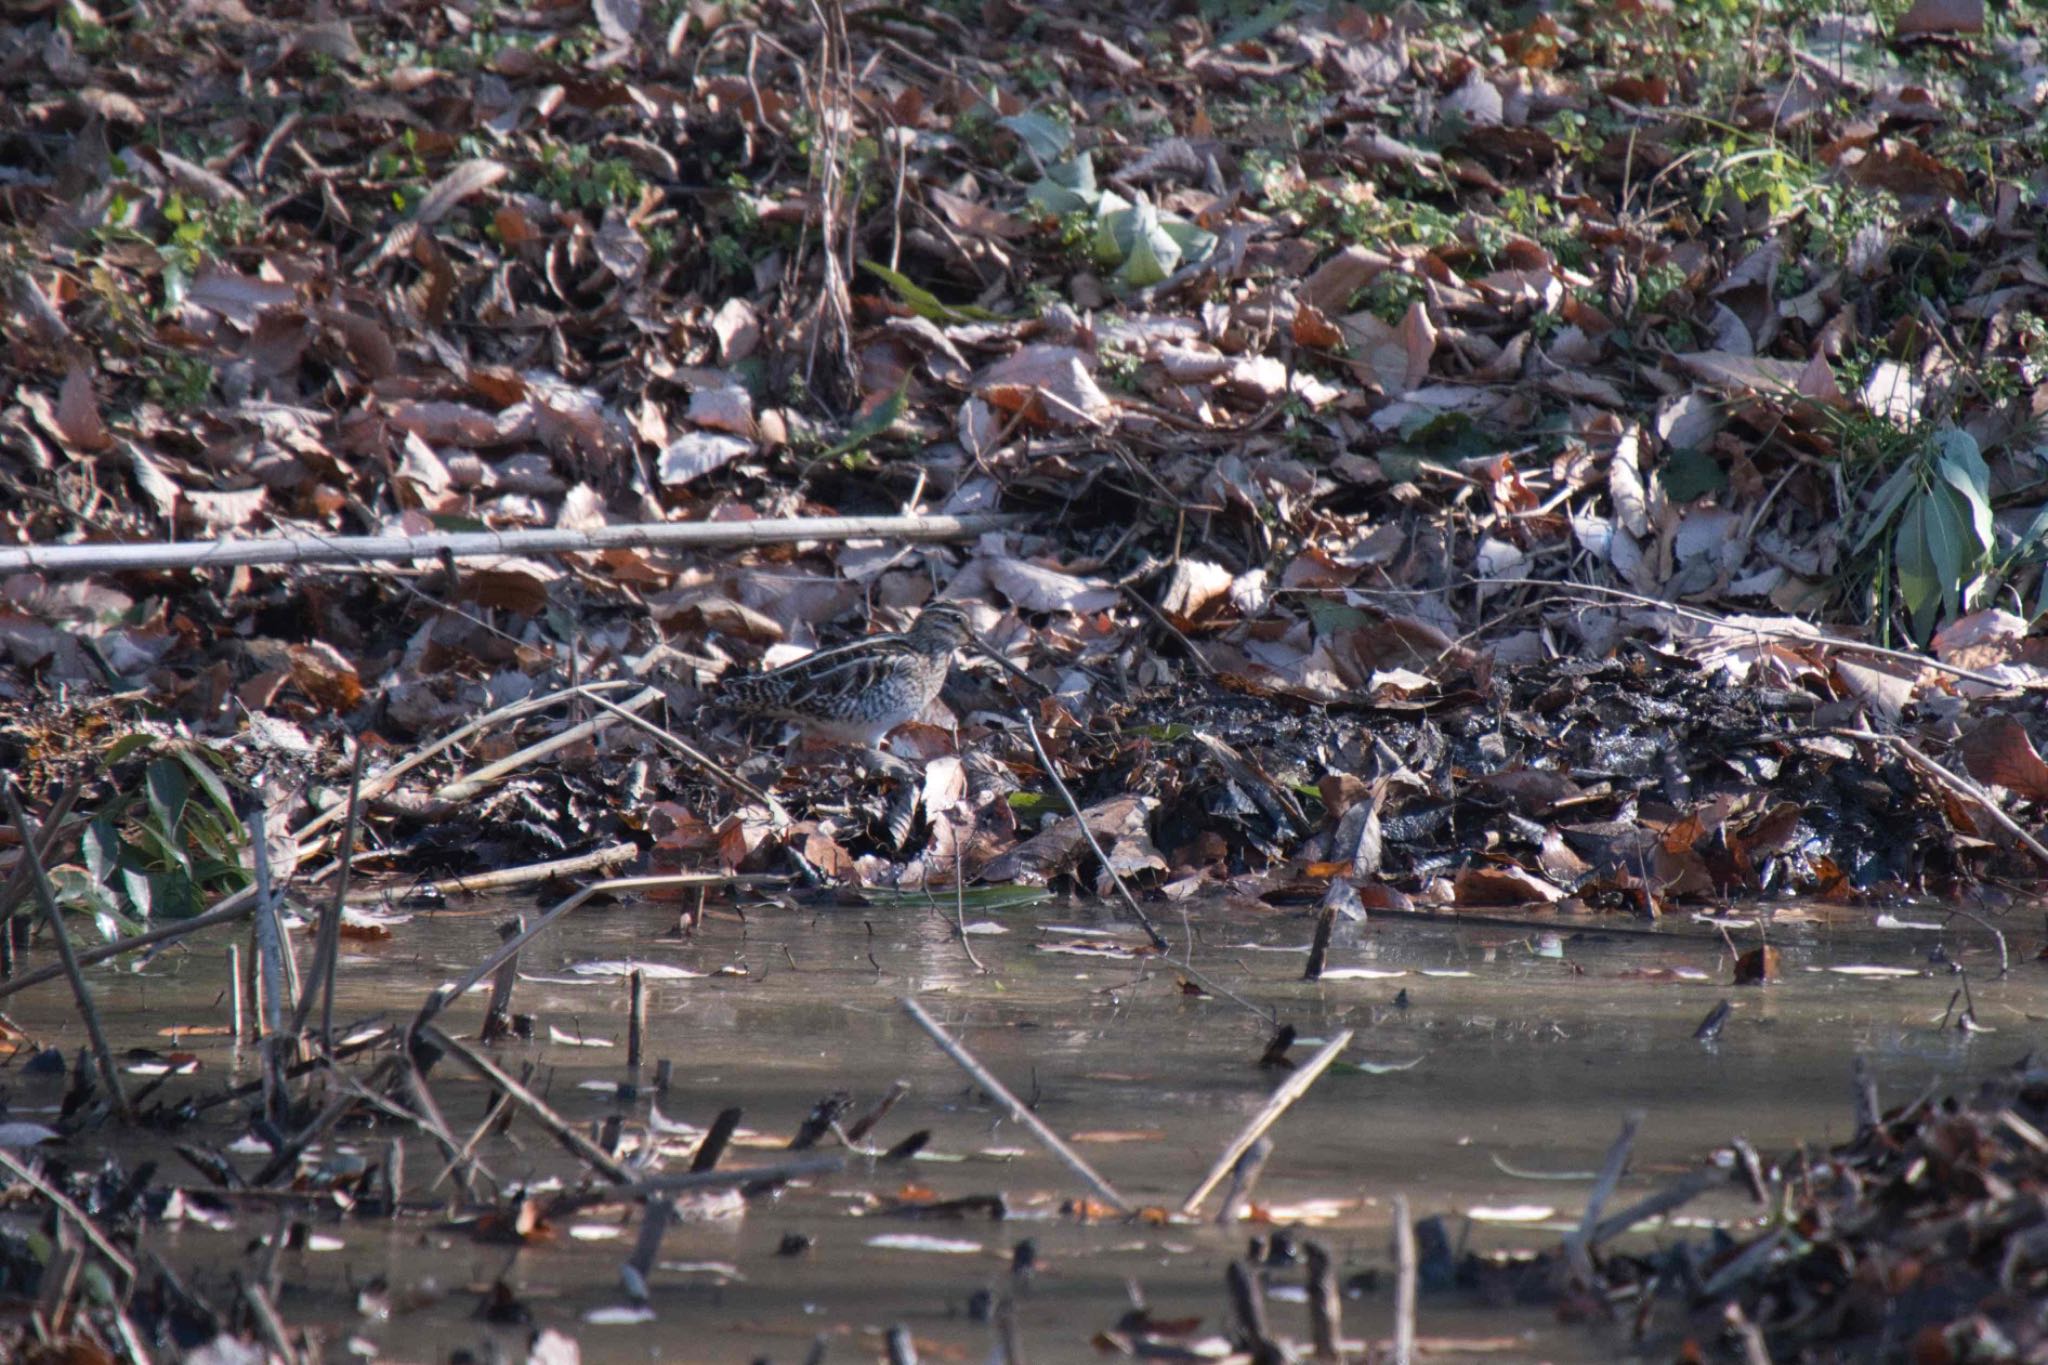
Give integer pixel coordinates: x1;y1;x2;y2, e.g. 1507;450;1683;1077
16;892;2036;1362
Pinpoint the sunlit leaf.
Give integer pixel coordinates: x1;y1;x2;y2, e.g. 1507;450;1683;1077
997;111;1071;161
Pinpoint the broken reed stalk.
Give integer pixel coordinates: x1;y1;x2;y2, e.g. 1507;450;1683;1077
0;512;1030;577
627;968;646;1071
0;1143;137;1289
1303;901;1337;981
291;740;364;1046
1590;1167;1721;1245
1179;1028;1355;1217
1224;1260;1281;1361
479;916;525;1044
247;804;293;1122
567;685;788;817
1214;1135;1273;1227
1305;1240;1343;1363
415;874;767;1028
1564;1109;1644;1285
899;996;1135;1216
1392;1192;1416;1365
0;784;131;1122
0;774;85;933
419;1025;633;1185
1016;709;1169;952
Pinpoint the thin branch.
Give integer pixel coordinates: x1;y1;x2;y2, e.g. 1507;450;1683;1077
0;513;1030;577
901;997;1133;1215
1;784;131;1121
1179;1029;1354;1216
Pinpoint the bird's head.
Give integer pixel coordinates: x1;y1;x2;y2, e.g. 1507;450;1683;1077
905;602;975;651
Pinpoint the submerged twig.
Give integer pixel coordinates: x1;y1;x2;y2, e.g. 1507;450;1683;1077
1180;1029;1354;1217
900;996;1134;1215
1564;1110;1643;1284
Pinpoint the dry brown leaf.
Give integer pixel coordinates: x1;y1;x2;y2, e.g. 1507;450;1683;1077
1955;715;2048;801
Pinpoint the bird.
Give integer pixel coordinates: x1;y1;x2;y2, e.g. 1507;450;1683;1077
716;603;976;763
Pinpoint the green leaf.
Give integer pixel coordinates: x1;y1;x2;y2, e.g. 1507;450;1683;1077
82;819;118;885
820;381;909;460
121;866;155;920
997;111;1071;161
176;748;240;823
103;732;155;765
1893;499;1940;639
1934;452;1993;560
1660;448;1728;502
145;759;188;838
1112;197;1180;287
1089;191;1135;266
1304;599;1371;634
1931;426;1988;497
1922;484;1974;620
1854;462;1920;553
1025;155;1098;215
858;259;1002;324
1159;217;1217;266
2007;502;2048;565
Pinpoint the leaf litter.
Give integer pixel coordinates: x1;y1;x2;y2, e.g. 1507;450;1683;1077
2;0;2048;1359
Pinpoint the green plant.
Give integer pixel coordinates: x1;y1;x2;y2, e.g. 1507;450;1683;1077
1852;425;1997;642
58;745;250;933
144;352;214;409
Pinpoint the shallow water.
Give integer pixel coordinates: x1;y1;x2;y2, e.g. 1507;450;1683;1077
13;891;2038;1362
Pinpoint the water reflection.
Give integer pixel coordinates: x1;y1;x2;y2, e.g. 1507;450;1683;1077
19;893;2027;1363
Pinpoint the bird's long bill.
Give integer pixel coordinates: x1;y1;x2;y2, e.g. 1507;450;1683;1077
967;630;1049;694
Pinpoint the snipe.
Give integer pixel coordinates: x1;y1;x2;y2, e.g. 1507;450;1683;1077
716;603;975;755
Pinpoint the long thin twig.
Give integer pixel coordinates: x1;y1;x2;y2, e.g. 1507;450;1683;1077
293;680;642;842
1484;576;2036;690
1017;710;1167;950
1;785;131;1122
568;685;787;817
434;686;664;802
0;512;1030;576
0;1144;137;1287
1836;728;2048;871
901;997;1133;1215
419;1026;634;1184
292;741;365;1047
0;775;85;933
1179;1029;1354;1216
349;842;657;901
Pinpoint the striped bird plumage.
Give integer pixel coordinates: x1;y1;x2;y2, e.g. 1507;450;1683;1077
716;603;974;748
